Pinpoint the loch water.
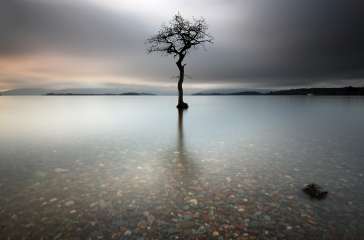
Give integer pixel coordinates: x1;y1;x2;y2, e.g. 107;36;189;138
0;96;363;239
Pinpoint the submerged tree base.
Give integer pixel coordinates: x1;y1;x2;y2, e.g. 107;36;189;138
176;102;189;109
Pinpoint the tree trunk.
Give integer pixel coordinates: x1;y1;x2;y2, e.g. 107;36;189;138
176;60;188;109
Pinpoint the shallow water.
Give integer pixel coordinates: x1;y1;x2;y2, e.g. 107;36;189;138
0;96;363;239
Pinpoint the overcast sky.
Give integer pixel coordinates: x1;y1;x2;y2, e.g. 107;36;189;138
0;0;363;92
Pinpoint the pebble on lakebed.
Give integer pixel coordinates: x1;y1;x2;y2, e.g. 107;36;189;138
302;183;328;200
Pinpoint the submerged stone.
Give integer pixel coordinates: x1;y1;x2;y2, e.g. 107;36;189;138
302;183;328;200
54;168;69;173
189;199;198;206
65;200;75;206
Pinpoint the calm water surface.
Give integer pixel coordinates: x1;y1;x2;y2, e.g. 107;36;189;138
0;96;363;239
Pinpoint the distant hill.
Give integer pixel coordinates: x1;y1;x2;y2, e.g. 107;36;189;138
194;91;262;96
0;88;156;96
193;86;364;96
0;88;51;95
193;88;269;95
267;86;364;95
46;92;156;96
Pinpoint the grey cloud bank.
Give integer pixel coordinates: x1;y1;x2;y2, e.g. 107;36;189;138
0;0;363;91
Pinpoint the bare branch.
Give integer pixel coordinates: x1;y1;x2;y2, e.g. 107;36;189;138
146;13;213;59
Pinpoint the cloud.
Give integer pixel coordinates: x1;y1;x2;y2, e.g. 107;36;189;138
0;0;363;90
0;0;148;56
187;0;364;85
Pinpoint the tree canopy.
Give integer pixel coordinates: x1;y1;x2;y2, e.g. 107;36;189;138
147;13;213;60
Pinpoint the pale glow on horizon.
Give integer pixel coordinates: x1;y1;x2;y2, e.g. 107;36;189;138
0;54;147;90
0;53;242;91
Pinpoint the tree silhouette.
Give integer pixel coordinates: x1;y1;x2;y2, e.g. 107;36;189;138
147;13;213;109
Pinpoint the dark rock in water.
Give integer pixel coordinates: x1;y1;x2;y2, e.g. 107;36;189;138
302;183;328;200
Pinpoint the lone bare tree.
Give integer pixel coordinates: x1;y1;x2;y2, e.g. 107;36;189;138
147;13;213;109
